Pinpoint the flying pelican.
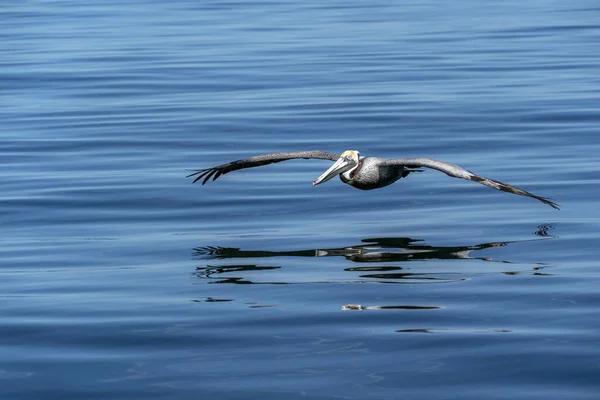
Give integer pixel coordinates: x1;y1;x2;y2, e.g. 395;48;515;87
187;150;559;209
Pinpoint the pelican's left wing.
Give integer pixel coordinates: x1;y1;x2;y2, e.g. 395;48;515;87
382;158;559;209
188;150;340;184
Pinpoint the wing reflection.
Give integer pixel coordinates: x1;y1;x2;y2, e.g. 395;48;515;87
193;235;552;285
195;237;510;263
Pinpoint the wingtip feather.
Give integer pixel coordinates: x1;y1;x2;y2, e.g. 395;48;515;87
190;169;212;184
543;198;560;210
202;169;217;185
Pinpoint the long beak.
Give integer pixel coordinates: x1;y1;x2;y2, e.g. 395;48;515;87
313;157;354;186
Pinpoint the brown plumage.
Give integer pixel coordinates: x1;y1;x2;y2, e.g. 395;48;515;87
188;150;559;209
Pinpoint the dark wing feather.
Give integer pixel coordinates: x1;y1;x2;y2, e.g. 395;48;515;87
382;158;559;209
187;150;340;185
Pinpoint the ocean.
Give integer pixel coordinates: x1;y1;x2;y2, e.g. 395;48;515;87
2;1;600;398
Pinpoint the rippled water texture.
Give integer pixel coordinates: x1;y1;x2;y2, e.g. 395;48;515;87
3;1;600;399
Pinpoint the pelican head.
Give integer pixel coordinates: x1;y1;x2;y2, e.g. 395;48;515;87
313;150;360;186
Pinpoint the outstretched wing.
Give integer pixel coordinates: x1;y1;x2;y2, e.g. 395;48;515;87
382;158;559;209
187;150;340;185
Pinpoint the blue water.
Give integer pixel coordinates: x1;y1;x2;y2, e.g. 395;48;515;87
3;1;600;399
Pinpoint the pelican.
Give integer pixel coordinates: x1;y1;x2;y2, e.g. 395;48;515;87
187;150;559;209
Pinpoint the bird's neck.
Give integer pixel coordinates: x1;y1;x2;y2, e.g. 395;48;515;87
343;161;361;181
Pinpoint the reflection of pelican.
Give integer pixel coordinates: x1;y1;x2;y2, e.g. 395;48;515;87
193;236;552;285
195;237;511;264
188;150;559;208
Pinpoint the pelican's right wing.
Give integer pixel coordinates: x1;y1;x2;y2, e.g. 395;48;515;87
382;158;559;209
187;150;340;185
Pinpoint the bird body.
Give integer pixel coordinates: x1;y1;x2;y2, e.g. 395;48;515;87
188;150;559;209
339;157;410;190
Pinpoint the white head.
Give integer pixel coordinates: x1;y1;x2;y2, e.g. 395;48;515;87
312;150;360;186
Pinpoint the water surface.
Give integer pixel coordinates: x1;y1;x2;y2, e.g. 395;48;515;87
2;1;600;399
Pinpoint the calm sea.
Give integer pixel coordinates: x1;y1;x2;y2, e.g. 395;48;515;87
3;1;600;399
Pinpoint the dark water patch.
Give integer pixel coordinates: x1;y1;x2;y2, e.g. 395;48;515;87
396;328;512;333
